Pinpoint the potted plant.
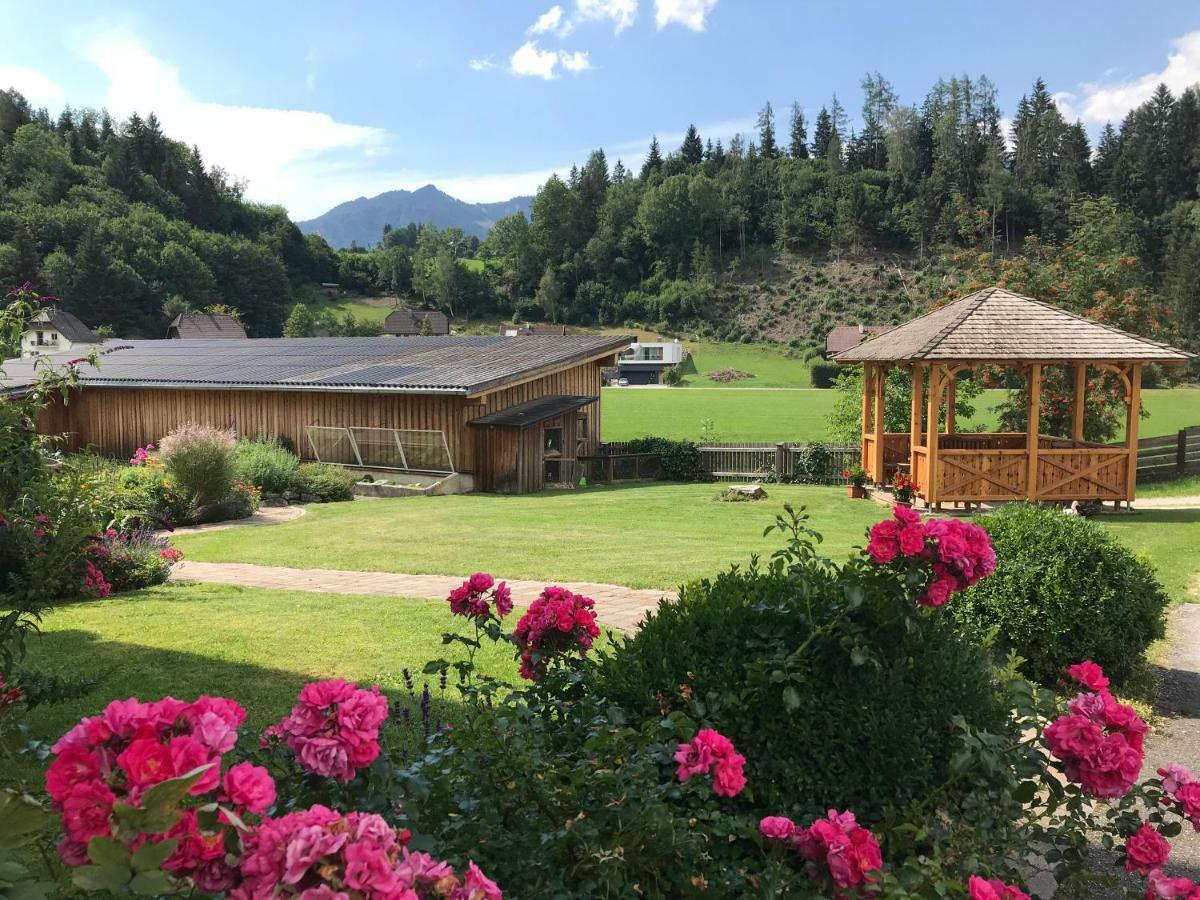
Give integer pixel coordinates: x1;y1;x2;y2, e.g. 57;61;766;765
891;470;918;505
843;464;868;498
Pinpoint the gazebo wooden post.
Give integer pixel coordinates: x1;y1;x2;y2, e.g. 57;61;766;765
909;363;924;460
872;365;886;484
944;374;957;434
1125;363;1143;504
925;363;941;507
1072;363;1087;444
1027;364;1042;500
860;363;872;481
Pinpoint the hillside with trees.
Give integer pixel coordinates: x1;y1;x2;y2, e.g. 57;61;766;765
2;73;1199;355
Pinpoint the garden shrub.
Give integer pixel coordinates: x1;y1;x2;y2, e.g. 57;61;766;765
597;511;1004;821
84;528;177;592
232;439;300;494
623;436;711;482
953;503;1169;687
810;360;841;388
293;462;357;501
158;423;237;511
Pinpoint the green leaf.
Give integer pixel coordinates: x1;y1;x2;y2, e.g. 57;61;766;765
781;685;801;713
87;835;130;869
131;838;177;873
0;795;49;849
130;869;176;896
140;765;212;814
72;864;132;893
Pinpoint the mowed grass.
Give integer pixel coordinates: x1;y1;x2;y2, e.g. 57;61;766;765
11;583;519;773
294;287;395;325
177;484;884;590
1091;509;1200;605
601;387;1200;443
1139;475;1200;497
676;341;815;388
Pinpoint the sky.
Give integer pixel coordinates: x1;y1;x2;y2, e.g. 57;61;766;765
3;1;1200;220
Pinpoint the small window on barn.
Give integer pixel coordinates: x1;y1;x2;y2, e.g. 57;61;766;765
544;426;563;456
544;459;562;484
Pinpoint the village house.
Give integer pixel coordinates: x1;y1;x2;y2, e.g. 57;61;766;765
19;308;101;358
825;324;891;358
167;313;248;340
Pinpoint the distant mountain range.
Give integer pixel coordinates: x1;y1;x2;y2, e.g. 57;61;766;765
297;185;533;248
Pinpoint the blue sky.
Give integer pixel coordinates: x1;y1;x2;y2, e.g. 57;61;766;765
3;1;1200;219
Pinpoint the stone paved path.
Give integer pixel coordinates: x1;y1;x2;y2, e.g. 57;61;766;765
172;562;674;632
166;506;306;535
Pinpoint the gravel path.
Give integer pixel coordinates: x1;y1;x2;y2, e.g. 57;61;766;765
1135;496;1200;509
165;505;306;535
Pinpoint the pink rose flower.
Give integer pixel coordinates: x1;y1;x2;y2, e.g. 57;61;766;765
463;860;504;899
759;816;796;840
1044;714;1105;760
1124;822;1171;874
969;875;1031;900
468;572;495;592
1145;868;1200;898
1066;660;1110;692
61;781;115;843
1158;762;1196;795
897;523;926;556
117;737;176;791
674;729;746;797
45;745;102;803
222;762;276;814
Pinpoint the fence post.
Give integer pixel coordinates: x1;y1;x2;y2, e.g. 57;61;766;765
1179;429;1189;475
775;443;787;481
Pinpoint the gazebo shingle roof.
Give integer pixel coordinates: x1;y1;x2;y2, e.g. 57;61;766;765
834;287;1193;364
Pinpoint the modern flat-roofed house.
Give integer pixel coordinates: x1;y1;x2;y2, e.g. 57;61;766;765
7;335;629;494
500;323;568;336
825;324;891;358
20;308;100;358
616;340;684;384
167;313;248;340
383;308;451;336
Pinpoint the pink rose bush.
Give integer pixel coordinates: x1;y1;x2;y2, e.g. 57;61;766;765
759;808;883;892
1124;821;1171;874
1146;868;1200;899
674;728;746;798
1044;661;1147;798
967;875;1031;900
512;586;600;680
233;804;500;899
1159;763;1200;831
263;679;389;783
865;506;996;607
46;694;267;886
448;572;513;620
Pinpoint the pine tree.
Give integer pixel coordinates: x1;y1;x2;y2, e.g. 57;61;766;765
641;136;663;178
812;107;833;158
680;124;703;165
1093;123;1121;192
788;102;808;158
756;102;779;159
611;159;628;183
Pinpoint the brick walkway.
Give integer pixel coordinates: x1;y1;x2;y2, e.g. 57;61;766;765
172;562;674;632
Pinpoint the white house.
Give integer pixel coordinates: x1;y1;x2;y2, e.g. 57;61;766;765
616;339;684;384
20;309;101;358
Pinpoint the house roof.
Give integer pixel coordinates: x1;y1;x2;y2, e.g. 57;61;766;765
834;287;1194;364
31;308;98;343
383;308;450;335
469;395;596;428
0;335;630;396
168;313;248;339
824;324;891;355
500;323;568;336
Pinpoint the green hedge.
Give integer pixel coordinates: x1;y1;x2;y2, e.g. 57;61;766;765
953;504;1169;686
622;437;711;482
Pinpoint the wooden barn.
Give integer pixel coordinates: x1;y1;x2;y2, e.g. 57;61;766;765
6;335;630;494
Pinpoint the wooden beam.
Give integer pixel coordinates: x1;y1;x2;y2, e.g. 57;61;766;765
1027;364;1042;500
945;375;957;434
1126;363;1142;502
860;363;872;479
909;363;924;459
1072;362;1087;443
925;363;941;504
872;364;886;484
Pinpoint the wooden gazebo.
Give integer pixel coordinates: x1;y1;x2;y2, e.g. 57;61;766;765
834;287;1193;508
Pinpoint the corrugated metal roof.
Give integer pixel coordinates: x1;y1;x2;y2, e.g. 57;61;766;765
834;287;1194;363
0;335;630;396
469;395;596;428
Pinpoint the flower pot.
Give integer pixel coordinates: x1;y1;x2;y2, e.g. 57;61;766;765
848;485;866;499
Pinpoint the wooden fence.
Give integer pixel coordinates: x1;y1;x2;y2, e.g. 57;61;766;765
1136;426;1200;480
585;441;858;484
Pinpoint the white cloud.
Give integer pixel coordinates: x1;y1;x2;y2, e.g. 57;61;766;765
0;65;66;107
80;31;386;219
1055;30;1200;124
469;56;497;71
509;41;590;80
575;0;638;33
654;0;716;31
560;51;591;73
510;41;563;79
530;5;569;36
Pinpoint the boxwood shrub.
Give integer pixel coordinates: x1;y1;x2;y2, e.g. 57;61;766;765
232;439;300;494
952;503;1168;687
597;555;1003;821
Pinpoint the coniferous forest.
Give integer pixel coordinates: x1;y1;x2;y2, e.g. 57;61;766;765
1;73;1198;353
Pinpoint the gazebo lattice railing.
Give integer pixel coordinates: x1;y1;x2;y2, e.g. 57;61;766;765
840;288;1193;508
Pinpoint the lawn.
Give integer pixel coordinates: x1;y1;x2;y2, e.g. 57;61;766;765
294;286;395;325
601;387;1200;443
1139;474;1200;497
675;341;815;388
177;484;883;590
175;484;1200;604
11;583;519;776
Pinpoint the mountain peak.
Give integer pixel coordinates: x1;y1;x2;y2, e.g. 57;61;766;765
298;184;532;248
